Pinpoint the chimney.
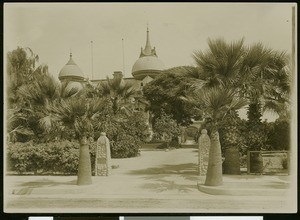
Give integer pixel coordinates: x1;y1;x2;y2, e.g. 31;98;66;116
113;71;123;79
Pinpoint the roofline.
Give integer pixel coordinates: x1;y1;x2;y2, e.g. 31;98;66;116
59;75;86;81
90;77;135;82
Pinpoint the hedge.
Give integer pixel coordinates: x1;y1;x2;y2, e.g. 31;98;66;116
7;140;97;175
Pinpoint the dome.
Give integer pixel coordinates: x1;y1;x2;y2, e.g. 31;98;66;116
59;54;85;81
132;56;165;80
131;27;165;80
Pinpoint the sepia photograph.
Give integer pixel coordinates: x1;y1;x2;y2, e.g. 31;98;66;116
3;2;297;214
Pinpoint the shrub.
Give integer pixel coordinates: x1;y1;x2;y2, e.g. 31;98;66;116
157;137;180;149
110;134;139;158
152;110;180;144
267;119;290;150
7;141;46;174
95;106;149;158
6;140;95;175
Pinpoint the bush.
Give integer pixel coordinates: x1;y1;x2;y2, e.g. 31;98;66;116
152;110;180;144
267;119;290;150
7;141;47;174
157;137;180;149
6;140;95;175
110;134;138;158
95;108;149;158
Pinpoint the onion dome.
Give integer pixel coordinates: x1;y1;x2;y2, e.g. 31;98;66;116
58;53;85;81
132;27;165;80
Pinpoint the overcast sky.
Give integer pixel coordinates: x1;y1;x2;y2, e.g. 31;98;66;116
5;3;294;80
4;3;295;121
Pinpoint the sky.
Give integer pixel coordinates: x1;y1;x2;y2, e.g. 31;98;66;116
4;3;295;121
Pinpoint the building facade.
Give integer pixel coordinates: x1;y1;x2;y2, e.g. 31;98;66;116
58;27;165;91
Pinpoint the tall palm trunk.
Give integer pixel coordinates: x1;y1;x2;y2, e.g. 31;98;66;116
77;136;92;185
205;129;223;186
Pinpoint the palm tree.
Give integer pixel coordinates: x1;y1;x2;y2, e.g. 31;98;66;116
12;73;78;142
189;38;248;175
41;93;104;185
239;45;290;159
98;76;138;115
192;39;290;121
237;44;290;125
11;68;99;185
260;52;291;119
6;107;34;143
7;47;48;108
187;86;248;186
191;38;290;173
6;47;55;142
192;38;246;89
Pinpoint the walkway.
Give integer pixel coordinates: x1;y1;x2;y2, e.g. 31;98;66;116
4;149;295;213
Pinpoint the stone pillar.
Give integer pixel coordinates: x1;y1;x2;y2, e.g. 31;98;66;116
198;129;211;176
95;132;111;176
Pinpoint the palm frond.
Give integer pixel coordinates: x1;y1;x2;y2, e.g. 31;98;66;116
9;125;34;136
39;115;54;132
228;96;249;111
193;38;246;87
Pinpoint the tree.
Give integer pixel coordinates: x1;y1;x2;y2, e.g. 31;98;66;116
8;71;78;143
186;86;248;186
267;118;290;151
192;39;291;123
241;45;290;153
41;93;104;185
6;47;51;142
7;47;48;108
152;110;181;147
97;76;138;115
191;39;249;175
192;38;245;89
143;69;204;125
192;38;291;172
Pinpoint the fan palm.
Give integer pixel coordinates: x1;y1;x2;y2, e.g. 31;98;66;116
6;107;34;142
7;47;48;108
11;73;79;142
192;38;245;89
188;86;248;186
192;39;291;171
192;39;290;121
241;44;290;123
98;76;138;115
98;77;143;116
41;93;104;185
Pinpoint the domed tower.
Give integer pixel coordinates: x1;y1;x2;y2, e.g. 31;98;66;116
132;27;165;80
58;53;86;90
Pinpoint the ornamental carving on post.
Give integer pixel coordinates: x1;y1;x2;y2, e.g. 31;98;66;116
95;132;111;176
198;129;211;176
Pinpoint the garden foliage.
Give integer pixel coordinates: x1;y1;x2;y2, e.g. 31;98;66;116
7;140;80;174
94;99;149;158
7;140;100;175
152;110;181;147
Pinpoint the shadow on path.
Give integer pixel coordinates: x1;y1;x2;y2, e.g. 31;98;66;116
128;163;198;175
128;163;200;193
19;179;76;187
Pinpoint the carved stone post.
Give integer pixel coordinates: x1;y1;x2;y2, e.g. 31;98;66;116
198;129;211;176
95;132;111;176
